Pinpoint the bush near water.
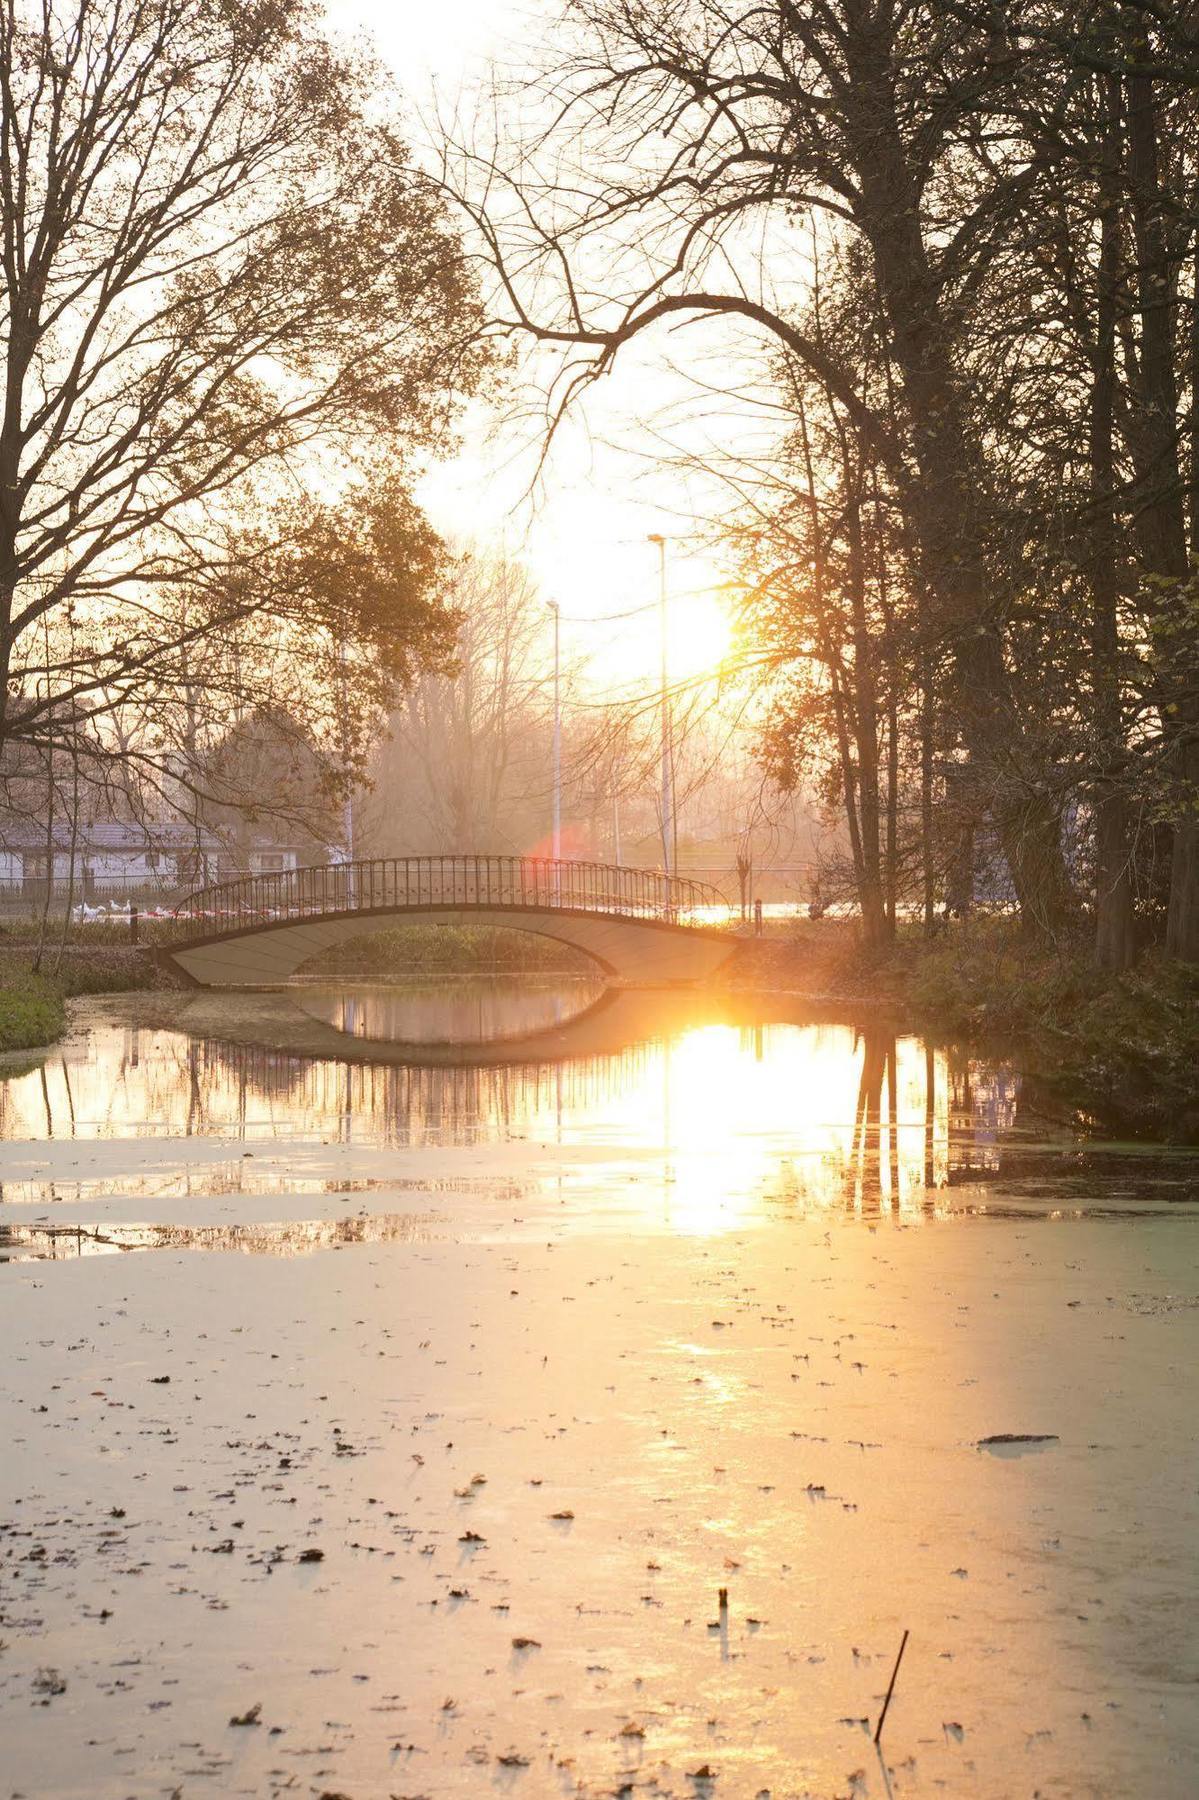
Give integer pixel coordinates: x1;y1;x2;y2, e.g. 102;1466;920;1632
0;947;168;1053
725;918;1199;1143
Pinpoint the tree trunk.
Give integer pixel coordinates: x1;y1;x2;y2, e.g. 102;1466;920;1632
1124;65;1195;957
798;387;888;949
844;47;1073;933
885;697;898;934
1091;76;1136;971
1168;219;1199;961
30;736;55;974
1166;742;1199;958
844;484;888;949
52;733;82;978
920;635;936;934
996;790;1075;938
1096;789;1136;968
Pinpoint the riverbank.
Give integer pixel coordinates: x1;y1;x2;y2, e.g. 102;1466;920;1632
0;945;178;1053
724;919;1199;1142
0;964;65;1053
311;921;591;975
1;918;1195;1140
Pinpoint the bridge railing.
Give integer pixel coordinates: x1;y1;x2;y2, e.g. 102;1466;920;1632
168;855;726;939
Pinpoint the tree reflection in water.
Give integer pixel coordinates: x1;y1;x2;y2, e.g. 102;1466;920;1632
0;992;1186;1234
0;986;1080;1228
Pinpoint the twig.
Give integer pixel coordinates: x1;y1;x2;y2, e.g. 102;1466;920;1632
873;1628;909;1745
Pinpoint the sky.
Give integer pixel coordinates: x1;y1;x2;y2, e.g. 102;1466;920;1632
324;0;747;696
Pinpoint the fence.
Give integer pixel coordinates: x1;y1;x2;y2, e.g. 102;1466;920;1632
0;877;188;917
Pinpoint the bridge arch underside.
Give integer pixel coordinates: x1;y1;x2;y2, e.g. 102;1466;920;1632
165;906;736;990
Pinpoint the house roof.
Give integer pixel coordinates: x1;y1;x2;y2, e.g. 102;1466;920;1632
0;819;221;851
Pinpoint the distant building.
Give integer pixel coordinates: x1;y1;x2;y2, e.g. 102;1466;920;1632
0;703;327;905
0;820;222;895
243;842;302;876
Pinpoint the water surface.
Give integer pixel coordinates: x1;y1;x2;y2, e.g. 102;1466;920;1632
1;980;1196;1797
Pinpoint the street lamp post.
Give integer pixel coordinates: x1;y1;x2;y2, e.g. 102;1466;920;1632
647;533;674;881
548;600;561;870
338;629;356;905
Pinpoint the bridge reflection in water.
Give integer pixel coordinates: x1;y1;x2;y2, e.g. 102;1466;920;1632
0;980;1048;1234
296;974;609;1046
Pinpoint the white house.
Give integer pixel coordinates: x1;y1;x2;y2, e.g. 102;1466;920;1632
0;821;222;893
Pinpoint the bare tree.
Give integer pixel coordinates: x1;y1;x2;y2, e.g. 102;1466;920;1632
440;0;1199;960
360;547;557;855
440;0;1092;927
0;0;486;781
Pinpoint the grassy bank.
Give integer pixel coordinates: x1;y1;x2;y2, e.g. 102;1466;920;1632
0;945;180;1054
725;918;1199;1141
0;965;67;1054
902;931;1199;1141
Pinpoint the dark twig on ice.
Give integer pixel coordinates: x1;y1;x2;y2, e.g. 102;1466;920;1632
873;1628;909;1745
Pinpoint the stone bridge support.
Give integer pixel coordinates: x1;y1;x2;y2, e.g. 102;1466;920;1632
165;905;735;989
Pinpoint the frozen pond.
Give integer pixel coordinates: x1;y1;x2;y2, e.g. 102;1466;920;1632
1;981;1197;1798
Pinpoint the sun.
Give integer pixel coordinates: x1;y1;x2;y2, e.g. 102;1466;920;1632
668;587;734;683
556;571;736;699
585;577;734;695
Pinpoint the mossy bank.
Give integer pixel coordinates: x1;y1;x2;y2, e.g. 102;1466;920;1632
725;919;1199;1143
0;946;174;1054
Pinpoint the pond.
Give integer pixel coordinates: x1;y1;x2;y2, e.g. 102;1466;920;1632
1;979;1196;1797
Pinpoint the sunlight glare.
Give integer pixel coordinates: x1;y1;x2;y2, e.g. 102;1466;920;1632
669;587;734;682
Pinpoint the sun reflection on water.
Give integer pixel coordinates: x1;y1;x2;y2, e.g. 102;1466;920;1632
0;986;1042;1232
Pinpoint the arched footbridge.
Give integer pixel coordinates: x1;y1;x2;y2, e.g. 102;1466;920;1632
163;856;738;988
